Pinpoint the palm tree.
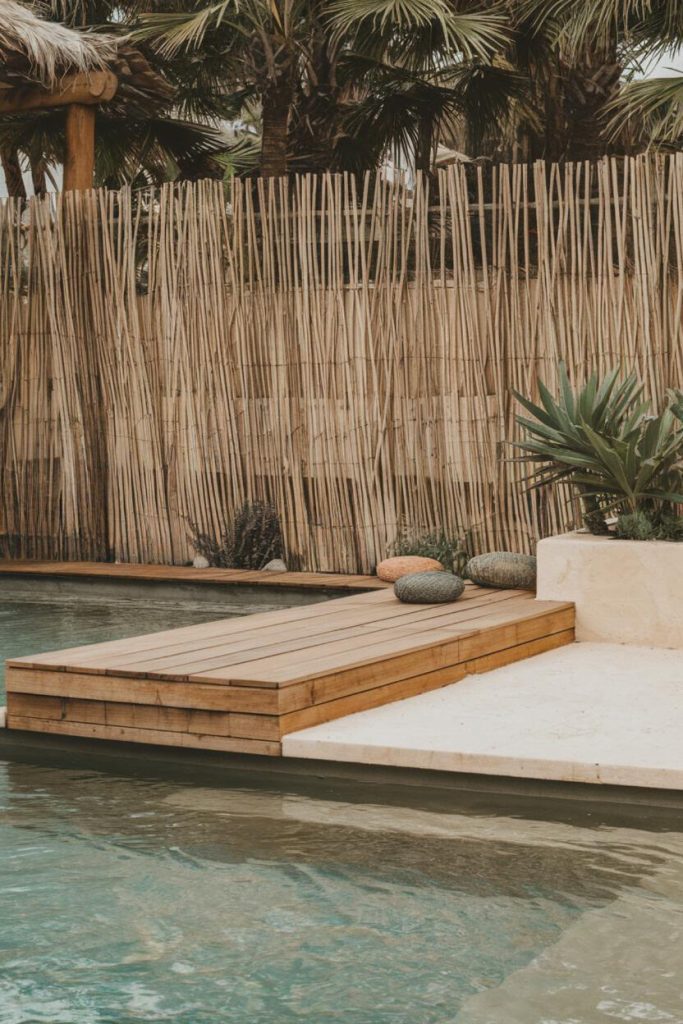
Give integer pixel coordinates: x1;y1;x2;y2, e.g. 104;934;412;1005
137;0;508;177
517;0;683;156
328;0;509;175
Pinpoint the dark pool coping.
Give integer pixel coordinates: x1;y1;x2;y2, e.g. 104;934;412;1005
3;727;683;825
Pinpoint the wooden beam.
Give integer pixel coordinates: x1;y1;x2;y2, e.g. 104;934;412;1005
63;104;96;192
0;71;117;115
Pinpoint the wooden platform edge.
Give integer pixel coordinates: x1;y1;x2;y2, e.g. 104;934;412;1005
0;560;388;592
5;616;575;754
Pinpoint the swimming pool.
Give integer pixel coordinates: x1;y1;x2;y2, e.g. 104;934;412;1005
2;754;683;1024
2;580;683;1023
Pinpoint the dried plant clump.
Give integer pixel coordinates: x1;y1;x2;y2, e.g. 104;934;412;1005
390;528;472;577
189;501;285;569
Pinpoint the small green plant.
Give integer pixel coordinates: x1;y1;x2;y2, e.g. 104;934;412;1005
512;365;683;536
391;527;471;576
614;510;656;541
189;501;284;569
615;510;683;541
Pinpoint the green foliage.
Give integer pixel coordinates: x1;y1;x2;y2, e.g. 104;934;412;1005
614;510;656;541
615;510;683;542
513;365;683;536
518;0;683;155
391;527;471;575
189;501;284;569
136;0;509;177
605;77;683;148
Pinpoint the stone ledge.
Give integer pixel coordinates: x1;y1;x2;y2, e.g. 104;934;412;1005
536;532;683;648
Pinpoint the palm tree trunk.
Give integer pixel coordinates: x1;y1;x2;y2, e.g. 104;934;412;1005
1;146;26;199
415;111;434;177
565;57;621;161
31;160;48;197
542;61;566;161
261;77;293;178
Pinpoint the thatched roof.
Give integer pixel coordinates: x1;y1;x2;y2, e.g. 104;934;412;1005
0;2;173;109
0;1;114;87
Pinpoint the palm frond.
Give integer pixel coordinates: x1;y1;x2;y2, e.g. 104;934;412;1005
213;131;261;176
327;0;508;62
135;2;246;57
518;0;683;61
606;74;683;146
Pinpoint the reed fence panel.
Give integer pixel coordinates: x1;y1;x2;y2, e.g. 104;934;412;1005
1;156;681;571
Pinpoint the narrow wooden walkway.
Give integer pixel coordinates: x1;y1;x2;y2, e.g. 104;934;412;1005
6;584;574;756
0;560;386;591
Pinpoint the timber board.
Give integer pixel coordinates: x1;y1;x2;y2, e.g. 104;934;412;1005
5;584;575;755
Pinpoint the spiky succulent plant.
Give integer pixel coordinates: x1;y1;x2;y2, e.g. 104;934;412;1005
512;365;683;534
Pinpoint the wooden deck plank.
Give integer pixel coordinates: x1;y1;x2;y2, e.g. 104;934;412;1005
7;715;282;755
7;590;385;670
0;560;387;591
279;664;469;734
4;585;575;756
5;669;282;713
464;627;575;675
85;590;528;678
13;583;516;673
8;694;283;742
161;596;534;684
193;597;552;686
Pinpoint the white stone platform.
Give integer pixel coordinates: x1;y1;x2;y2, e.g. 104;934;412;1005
283;643;683;789
537;533;683;648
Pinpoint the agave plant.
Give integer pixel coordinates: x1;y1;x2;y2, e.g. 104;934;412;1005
513;365;683;535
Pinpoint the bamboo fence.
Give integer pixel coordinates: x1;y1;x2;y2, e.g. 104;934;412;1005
1;155;682;572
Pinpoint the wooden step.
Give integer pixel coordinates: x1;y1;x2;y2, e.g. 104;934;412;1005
5;584;575;755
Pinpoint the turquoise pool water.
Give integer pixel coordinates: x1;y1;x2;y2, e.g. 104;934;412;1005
2;759;683;1023
2;585;683;1022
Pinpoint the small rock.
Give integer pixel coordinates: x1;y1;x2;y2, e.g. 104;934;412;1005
192;555;210;569
377;555;444;582
263;558;288;572
394;571;465;604
466;552;537;591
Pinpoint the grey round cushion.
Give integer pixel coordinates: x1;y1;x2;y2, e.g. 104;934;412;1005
466;552;537;591
394;571;465;604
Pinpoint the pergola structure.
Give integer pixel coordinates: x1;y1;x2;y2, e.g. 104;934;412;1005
0;1;173;191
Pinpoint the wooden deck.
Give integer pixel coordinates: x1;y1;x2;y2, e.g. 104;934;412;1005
0;559;387;591
5;584;575;756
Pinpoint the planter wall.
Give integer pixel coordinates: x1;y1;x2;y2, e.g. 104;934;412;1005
537;533;683;649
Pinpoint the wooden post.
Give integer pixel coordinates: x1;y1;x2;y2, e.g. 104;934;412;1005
0;73;117;194
63;103;96;192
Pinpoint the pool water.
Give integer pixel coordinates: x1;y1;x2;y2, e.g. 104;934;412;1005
1;586;683;1022
1;760;683;1024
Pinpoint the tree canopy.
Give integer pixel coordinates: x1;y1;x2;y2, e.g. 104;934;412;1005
2;0;683;195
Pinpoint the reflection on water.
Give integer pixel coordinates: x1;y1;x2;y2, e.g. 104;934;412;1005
1;758;683;1024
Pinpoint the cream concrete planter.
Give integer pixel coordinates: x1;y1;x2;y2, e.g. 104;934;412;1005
537;532;683;649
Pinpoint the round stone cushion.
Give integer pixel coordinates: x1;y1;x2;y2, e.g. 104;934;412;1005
394;571;465;604
376;555;444;582
466;552;537;591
